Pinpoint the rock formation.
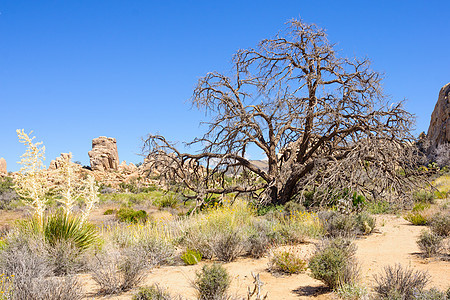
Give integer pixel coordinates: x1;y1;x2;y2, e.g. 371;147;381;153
88;137;119;171
0;158;7;175
49;153;72;170
427;83;450;149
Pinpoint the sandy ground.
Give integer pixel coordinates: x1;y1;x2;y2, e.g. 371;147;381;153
79;214;449;300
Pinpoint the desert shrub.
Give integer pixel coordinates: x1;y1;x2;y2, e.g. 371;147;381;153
111;223;176;266
18;276;84;300
273;210;324;243
412;202;431;212
404;212;428;225
309;238;359;289
0;177;18;210
283;201;306;215
193;264;231;300
412;288;448;300
413;190;435;204
45;239;87;276
256;204;284;216
417;230;443;258
366;200;393;214
269;248;306;274
373;264;429;300
0;237;83;299
181;249;202;265
90;246;149;294
429;213;450;237
319;211;356;237
334;283;369;300
116;208;148;223
0;273;14;299
180;201;253;260
354;212;376;235
153;194;179;209
210;228;246;262
103;208;117;215
246;220;272;258
100;186;117;194
133;284;173;300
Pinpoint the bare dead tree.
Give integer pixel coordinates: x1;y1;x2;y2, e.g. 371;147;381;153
143;19;424;208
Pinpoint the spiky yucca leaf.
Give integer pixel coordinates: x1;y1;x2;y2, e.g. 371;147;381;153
19;212;100;251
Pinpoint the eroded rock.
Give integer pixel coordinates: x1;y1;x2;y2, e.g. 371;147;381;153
88;137;119;171
0;158;7;175
428;83;450;149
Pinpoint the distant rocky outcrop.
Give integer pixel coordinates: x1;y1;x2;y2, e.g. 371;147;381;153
88;137;120;171
0;158;7;175
48;153;72;170
427;83;450;149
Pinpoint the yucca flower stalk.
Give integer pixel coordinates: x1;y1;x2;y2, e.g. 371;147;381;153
81;175;99;224
14;129;49;226
53;153;85;216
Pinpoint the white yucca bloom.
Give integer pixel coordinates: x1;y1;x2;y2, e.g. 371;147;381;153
14;129;49;224
52;152;86;216
81;175;99;223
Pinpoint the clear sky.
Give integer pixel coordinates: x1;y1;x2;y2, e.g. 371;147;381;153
1;0;449;172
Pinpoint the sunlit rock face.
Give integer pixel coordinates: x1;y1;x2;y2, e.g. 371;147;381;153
88;136;120;171
428;83;450;149
0;158;6;175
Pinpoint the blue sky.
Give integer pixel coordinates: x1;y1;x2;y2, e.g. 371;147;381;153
1;0;449;171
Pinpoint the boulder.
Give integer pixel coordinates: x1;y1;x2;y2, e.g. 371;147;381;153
427;83;450;149
0;158;6;175
118;161;138;174
49;153;72;170
88;137;119;171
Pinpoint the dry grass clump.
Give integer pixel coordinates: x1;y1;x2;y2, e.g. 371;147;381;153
373;264;430;300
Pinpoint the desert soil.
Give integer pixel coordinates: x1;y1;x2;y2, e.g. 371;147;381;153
77;214;449;300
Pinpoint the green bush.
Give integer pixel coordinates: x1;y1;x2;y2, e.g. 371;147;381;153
180;249;202;265
355;212;376;235
116;208;148;224
103;209;117;215
373;264;429;300
193;264;231;300
133;284;172;300
417;230;443;258
429;213;450;237
366;200;393;214
269;250;306;274
153;194;179;209
413;190;435;204
404;212;427;225
309;238;359;289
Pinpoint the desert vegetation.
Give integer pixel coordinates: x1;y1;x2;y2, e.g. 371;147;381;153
0;18;449;300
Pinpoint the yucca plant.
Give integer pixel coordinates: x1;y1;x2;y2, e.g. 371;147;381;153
19;212;100;251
